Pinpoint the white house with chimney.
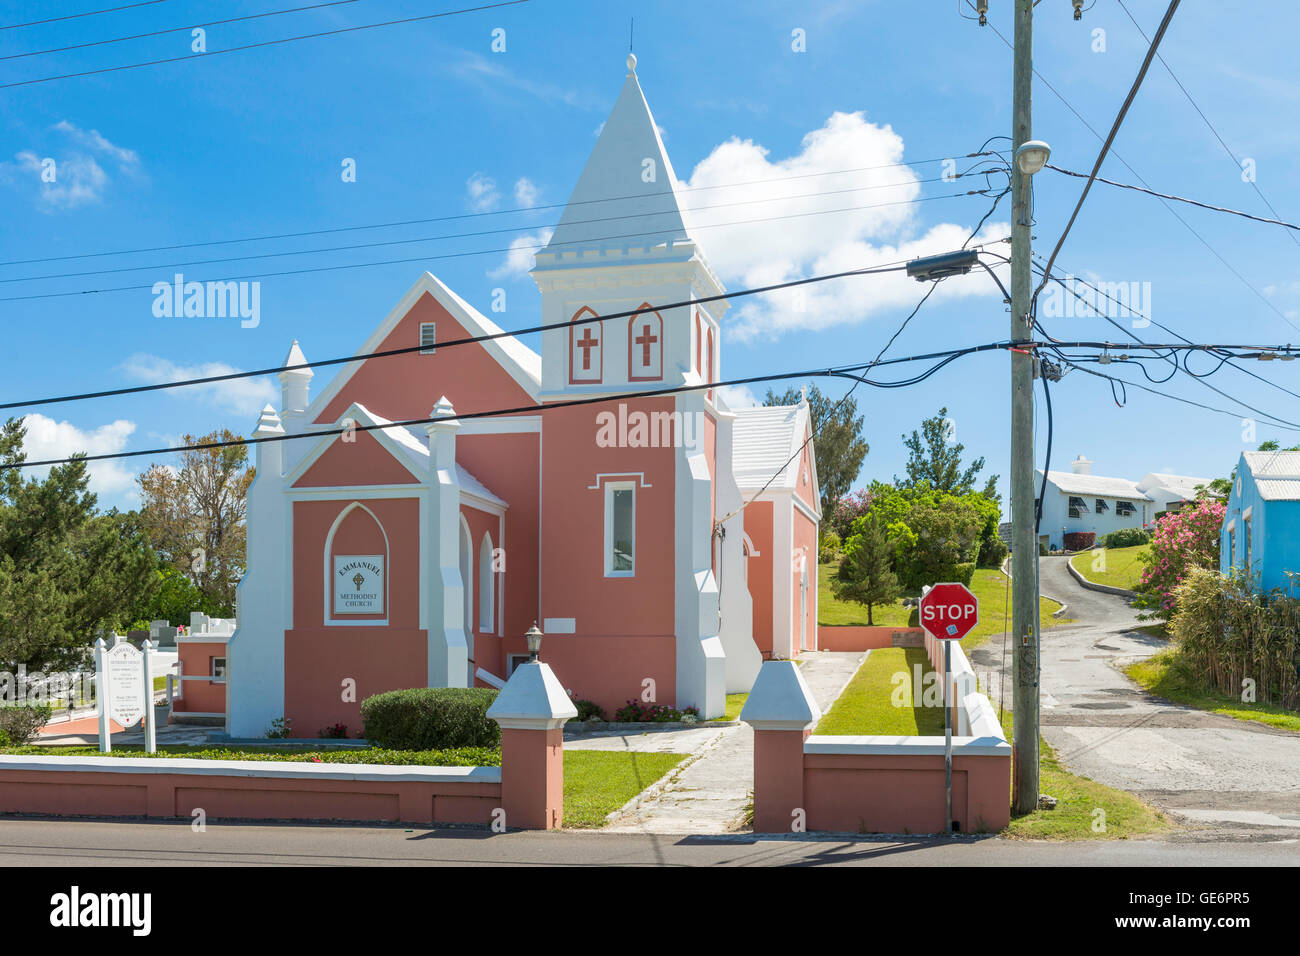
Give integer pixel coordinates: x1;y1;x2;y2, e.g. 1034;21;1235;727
1034;455;1213;549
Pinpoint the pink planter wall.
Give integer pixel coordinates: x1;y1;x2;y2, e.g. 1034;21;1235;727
816;626;924;652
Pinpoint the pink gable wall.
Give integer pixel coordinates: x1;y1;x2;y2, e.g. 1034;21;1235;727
747;500;775;657
294;430;419;488
316;291;536;426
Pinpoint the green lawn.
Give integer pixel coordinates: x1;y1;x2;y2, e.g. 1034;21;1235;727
1000;710;1171;840
1125;648;1300;733
819;565;1069;652
721;693;747;722
814;647;945;736
1069;545;1147;591
563;751;689;828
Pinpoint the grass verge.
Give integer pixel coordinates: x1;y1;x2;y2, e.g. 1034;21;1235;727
563;751;688;828
1125;648;1300;733
814;648;945;736
722;693;747;722
1069;545;1146;591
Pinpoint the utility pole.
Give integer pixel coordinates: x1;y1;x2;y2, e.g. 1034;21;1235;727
1010;0;1040;814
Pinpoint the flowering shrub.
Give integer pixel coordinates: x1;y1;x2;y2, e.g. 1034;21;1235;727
1062;531;1096;552
612;701;701;722
318;722;348;739
828;488;873;540
1135;499;1225;620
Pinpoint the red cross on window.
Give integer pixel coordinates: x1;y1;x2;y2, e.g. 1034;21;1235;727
576;327;599;370
634;324;658;366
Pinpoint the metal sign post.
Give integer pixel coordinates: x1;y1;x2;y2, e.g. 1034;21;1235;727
944;637;952;835
919;582;980;835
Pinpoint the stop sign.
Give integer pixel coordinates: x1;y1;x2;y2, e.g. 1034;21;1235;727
919;582;979;641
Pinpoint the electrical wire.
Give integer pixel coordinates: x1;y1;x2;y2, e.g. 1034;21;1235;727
1;1;166;31
0;0;530;90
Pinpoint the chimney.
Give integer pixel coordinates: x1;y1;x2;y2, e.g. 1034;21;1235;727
1071;454;1092;475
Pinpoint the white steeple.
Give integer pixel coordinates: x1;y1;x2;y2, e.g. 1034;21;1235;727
531;54;726;398
278;339;313;416
540;53;694;260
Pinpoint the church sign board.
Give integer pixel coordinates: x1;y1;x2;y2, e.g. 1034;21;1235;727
104;641;146;729
334;555;385;615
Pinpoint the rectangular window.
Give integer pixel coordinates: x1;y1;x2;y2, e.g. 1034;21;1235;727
211;657;227;683
1115;501;1136;516
1095;499;1109;513
507;654;530;677
419;322;436;354
1068;496;1088;518
1244;518;1251;571
604;481;635;576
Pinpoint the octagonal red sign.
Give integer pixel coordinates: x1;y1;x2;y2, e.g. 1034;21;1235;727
920;583;979;641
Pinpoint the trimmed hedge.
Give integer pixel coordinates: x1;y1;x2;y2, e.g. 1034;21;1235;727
1101;527;1152;549
360;687;500;750
1063;531;1096;552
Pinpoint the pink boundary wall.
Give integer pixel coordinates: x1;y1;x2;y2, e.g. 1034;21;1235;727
816;626;925;652
2;661;575;831
742;647;1009;835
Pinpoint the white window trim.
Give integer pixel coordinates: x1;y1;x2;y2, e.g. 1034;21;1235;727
211;657;227;683
419;322;436;354
604;480;636;578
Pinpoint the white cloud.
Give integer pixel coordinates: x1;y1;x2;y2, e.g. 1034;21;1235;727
488;227;553;280
513;177;540;208
2;121;141;210
677;111;1009;341
444;51;595;110
119;354;277;415
466;172;500;213
717;383;760;408
52;120;140;168
20;414;138;502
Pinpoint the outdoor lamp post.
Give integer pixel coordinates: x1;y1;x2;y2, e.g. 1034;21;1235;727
525;623;543;662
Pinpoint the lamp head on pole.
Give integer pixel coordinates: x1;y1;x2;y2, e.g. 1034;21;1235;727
1015;140;1051;176
525;622;544;661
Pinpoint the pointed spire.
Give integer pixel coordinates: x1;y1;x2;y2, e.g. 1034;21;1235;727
539;54;692;260
279;339;313;382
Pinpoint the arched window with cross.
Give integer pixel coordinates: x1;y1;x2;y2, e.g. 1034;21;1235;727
569;306;603;384
627;304;663;382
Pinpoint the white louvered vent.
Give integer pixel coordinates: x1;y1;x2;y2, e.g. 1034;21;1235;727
419;322;436;354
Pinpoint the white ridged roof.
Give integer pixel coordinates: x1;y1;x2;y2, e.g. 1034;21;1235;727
1243;451;1300;500
732;403;810;491
1139;472;1213;501
1039;470;1151;500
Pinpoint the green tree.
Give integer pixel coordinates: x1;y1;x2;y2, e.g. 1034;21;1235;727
763;383;868;518
0;417;156;672
833;514;899;625
897;407;999;498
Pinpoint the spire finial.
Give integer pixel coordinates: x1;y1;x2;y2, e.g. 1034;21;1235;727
626;51;637;76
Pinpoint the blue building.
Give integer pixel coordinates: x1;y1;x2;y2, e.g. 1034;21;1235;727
1220;450;1300;594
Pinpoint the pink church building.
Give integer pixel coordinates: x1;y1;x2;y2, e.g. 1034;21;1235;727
223;55;820;737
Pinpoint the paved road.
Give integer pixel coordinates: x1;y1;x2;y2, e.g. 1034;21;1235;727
972;556;1300;835
2;816;1297;866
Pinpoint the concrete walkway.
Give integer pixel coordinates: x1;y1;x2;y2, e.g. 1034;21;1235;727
601;651;865;834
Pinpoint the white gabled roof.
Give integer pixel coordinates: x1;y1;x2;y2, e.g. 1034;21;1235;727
1242;450;1300;501
540;57;693;260
1139;472;1214;502
306;271;541;422
732;403;811;492
1039;470;1152;501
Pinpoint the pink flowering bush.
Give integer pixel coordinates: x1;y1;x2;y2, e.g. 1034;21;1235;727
1136;499;1226;620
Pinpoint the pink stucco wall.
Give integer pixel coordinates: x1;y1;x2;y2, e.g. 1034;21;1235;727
746;500;775;657
174;640;228;714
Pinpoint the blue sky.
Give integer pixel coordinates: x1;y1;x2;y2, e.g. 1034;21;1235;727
4;0;1300;510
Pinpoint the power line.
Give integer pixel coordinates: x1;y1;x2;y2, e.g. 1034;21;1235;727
1;343;1012;471
0;0;359;62
1043;164;1300;232
0;0;530;89
968;1;1300;337
1114;0;1300;250
1;1;166;31
0;257;931;411
0;152;999;269
1033;0;1181;304
0;175;984;286
0;188;1000;303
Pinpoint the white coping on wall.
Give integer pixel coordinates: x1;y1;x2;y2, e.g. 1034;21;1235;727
0;755;502;785
175;635;231;645
803;735;1011;757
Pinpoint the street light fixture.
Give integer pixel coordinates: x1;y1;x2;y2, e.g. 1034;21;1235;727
1015;140;1051;176
525;622;544;662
